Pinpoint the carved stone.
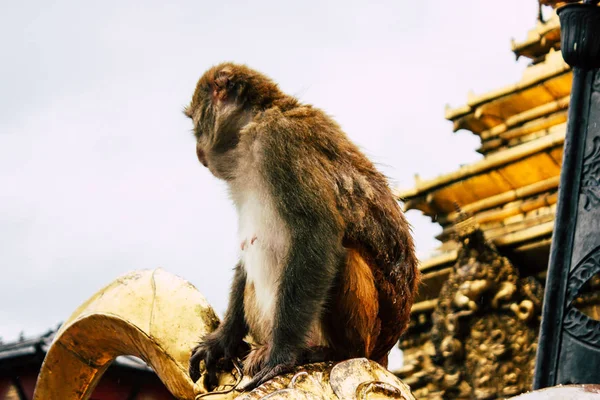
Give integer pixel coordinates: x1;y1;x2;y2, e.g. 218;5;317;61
398;224;544;400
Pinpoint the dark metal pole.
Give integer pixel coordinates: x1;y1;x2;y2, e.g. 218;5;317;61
533;1;600;389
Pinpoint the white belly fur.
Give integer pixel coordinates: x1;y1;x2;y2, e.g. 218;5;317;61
230;173;289;342
230;173;326;348
238;189;287;319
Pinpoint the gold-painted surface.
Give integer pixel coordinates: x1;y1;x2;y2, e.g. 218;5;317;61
232;359;416;400
480;95;569;140
32;268;221;400
511;12;561;60
435;193;557;244
410;217;554;287
33;268;416;400
397;128;564;215
393;6;600;399
480;114;568;154
435;175;558;224
445;51;571;134
398;228;544;400
5;385;20;400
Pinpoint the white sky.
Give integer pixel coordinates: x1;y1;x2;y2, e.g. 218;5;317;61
1;0;541;357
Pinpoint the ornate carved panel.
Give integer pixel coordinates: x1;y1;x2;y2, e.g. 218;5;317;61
398;225;544;399
581;136;600;211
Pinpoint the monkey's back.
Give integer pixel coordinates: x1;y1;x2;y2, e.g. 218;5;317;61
249;102;420;365
327;126;421;365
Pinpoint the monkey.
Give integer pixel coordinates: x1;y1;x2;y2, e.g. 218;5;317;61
185;63;420;391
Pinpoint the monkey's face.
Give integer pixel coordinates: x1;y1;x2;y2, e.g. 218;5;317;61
184;63;283;181
184;67;244;181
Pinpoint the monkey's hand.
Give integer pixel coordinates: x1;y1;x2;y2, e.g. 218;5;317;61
189;329;249;390
241;350;298;391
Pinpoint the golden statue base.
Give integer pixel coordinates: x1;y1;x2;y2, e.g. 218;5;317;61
32;268;416;400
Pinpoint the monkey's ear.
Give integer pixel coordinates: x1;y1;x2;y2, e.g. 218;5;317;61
212;68;234;103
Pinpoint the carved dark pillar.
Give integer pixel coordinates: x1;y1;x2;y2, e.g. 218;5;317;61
533;1;600;389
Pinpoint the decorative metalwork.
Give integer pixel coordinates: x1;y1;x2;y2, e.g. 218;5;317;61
582;136;600;211
581;71;600;213
534;3;600;388
234;358;415;400
594;70;600;93
563;246;600;346
563;308;600;346
566;245;600;302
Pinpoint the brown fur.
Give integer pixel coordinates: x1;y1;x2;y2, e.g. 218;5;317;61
243;283;271;345
325;249;379;359
186;63;420;389
243;343;270;376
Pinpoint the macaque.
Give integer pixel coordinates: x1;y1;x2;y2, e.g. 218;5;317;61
185;63;420;390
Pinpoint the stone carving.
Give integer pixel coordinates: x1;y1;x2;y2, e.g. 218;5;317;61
582;136;600;211
32;268;416;400
398;223;544;400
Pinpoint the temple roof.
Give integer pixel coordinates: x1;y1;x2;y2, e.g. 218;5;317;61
477;96;568;154
511;12;561;60
397;127;563;216
400;2;571;310
444;51;571;135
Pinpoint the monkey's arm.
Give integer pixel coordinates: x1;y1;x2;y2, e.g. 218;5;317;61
244;120;345;389
189;262;249;388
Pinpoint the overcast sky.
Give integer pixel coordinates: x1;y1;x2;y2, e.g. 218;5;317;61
1;0;541;358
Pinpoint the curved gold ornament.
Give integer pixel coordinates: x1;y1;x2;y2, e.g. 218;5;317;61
32;268;415;400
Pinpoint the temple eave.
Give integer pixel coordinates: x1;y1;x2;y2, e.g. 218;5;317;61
445;52;571;135
511;12;561;60
397;128;564;217
417;218;554;275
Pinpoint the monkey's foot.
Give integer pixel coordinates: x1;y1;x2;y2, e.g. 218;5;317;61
243;345;332;377
241;346;336;390
190;332;250;390
300;346;334;364
243;344;270;376
241;362;295;392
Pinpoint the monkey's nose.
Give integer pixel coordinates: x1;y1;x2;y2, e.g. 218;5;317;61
196;145;208;167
